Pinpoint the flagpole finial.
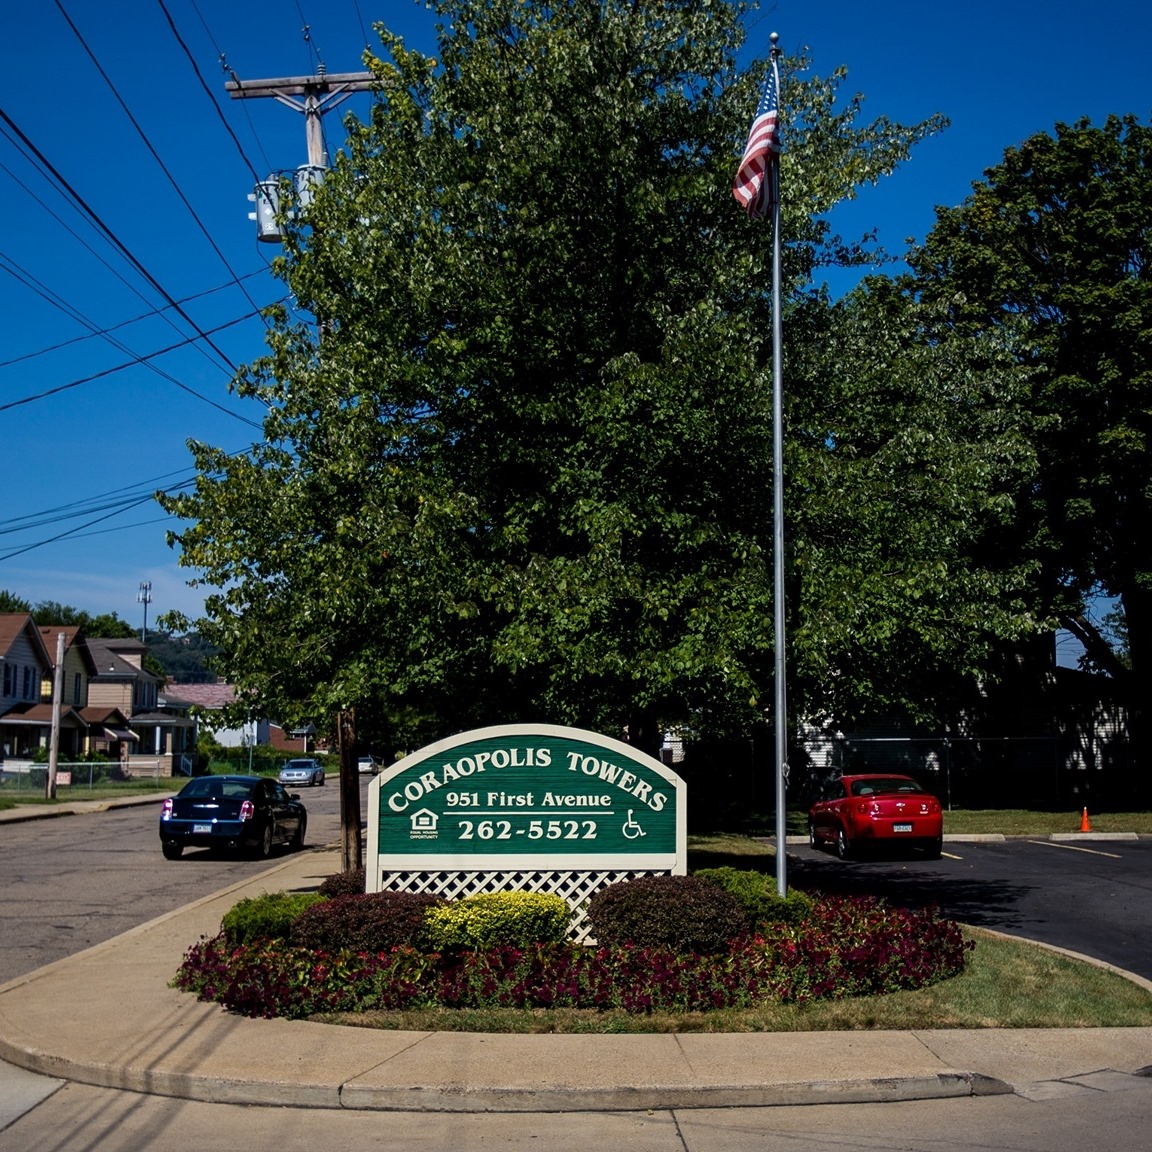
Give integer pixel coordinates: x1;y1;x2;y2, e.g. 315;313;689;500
770;31;780;57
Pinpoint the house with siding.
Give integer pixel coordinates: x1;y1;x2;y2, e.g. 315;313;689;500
85;638;194;767
1;614;53;759
1;617;144;763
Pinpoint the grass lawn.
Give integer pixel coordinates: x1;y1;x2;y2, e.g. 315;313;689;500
942;809;1152;835
775;809;1152;839
0;780;176;810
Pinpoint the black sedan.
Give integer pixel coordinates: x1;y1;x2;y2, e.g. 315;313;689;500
159;775;307;860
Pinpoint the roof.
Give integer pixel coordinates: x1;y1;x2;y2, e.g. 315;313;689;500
0;613;52;665
78;706;133;727
166;681;237;710
130;711;195;728
85;639;160;684
0;702;88;727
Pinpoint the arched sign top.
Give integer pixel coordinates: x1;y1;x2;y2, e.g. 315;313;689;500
367;724;687;874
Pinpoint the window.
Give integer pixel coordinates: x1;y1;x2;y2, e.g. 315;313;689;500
2;663;13;698
73;672;82;706
23;666;35;700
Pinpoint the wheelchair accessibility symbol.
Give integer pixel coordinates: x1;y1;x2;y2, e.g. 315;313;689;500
622;810;646;840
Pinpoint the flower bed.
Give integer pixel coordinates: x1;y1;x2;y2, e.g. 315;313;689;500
173;894;972;1020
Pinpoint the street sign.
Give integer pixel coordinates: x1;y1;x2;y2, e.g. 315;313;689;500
367;724;686;873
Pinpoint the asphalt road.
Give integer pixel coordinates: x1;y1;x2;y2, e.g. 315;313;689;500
0;773;368;982
789;836;1152;979
3;802;1151;1150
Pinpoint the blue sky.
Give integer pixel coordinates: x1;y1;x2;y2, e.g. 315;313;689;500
2;0;1148;666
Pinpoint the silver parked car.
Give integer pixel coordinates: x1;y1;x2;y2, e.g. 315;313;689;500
277;757;325;787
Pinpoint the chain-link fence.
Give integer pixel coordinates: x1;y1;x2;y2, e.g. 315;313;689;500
810;736;1062;811
0;759;176;795
677;726;1134;824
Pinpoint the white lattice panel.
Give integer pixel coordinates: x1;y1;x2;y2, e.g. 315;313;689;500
378;869;670;944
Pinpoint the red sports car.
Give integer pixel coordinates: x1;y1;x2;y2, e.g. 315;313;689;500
808;774;943;860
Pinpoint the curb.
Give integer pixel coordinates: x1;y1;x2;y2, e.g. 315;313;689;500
0;1041;1011;1113
0;793;175;824
331;1071;1013;1113
1;849;1148;1115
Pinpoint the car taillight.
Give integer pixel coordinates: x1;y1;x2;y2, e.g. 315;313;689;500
240;800;254;821
856;801;880;815
161;799;173;820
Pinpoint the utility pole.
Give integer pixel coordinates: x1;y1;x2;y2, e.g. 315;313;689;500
226;67;376;243
137;581;152;643
226;64;375;873
47;631;64;801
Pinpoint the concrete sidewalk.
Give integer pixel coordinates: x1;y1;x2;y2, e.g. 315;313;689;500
0;845;1150;1113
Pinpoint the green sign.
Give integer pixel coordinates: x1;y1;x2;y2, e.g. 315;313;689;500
367;724;686;872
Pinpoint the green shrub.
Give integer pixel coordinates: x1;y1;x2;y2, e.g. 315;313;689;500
693;867;815;929
424;891;573;951
319;867;366;897
220;891;325;946
290;891;444;952
585;874;746;954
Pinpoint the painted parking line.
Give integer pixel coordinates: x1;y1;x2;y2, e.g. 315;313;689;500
941;850;963;860
1025;839;1123;859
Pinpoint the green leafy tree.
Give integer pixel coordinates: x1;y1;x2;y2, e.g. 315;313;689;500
0;590;32;614
909;115;1152;789
161;0;949;811
786;278;1040;727
29;601;136;639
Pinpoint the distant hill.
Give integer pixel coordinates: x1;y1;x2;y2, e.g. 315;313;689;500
145;630;220;683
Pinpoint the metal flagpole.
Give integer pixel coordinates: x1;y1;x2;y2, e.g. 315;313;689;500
768;35;788;897
732;31;787;894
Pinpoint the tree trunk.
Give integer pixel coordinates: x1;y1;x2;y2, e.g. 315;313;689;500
626;708;662;761
337;707;363;872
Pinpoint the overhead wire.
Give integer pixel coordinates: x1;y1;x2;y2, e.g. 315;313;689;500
53;0;270;330
294;1;326;74
2;4;374;571
350;0;371;52
0;493;178;563
0;104;240;377
0;445;261;560
0;269;268;370
0;149;248;365
1;468;198;537
158;0;265;184
0;300;264;427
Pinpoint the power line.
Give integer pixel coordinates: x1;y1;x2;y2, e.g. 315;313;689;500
157;0;264;184
1;468;198;537
53;0;269;327
0;491;171;563
0;104;239;377
350;0;371;51
0;149;245;363
0;311;264;426
0;268;268;369
0;446;259;560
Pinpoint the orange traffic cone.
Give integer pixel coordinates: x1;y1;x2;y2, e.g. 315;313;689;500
1079;807;1091;833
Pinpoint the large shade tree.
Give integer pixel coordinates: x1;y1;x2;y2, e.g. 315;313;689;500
165;0;1043;831
909;115;1152;795
786;278;1039;730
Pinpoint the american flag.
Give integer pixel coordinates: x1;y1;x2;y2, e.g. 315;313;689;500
732;65;781;219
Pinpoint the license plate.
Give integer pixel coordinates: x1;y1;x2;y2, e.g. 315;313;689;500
893;823;913;833
193;823;213;834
